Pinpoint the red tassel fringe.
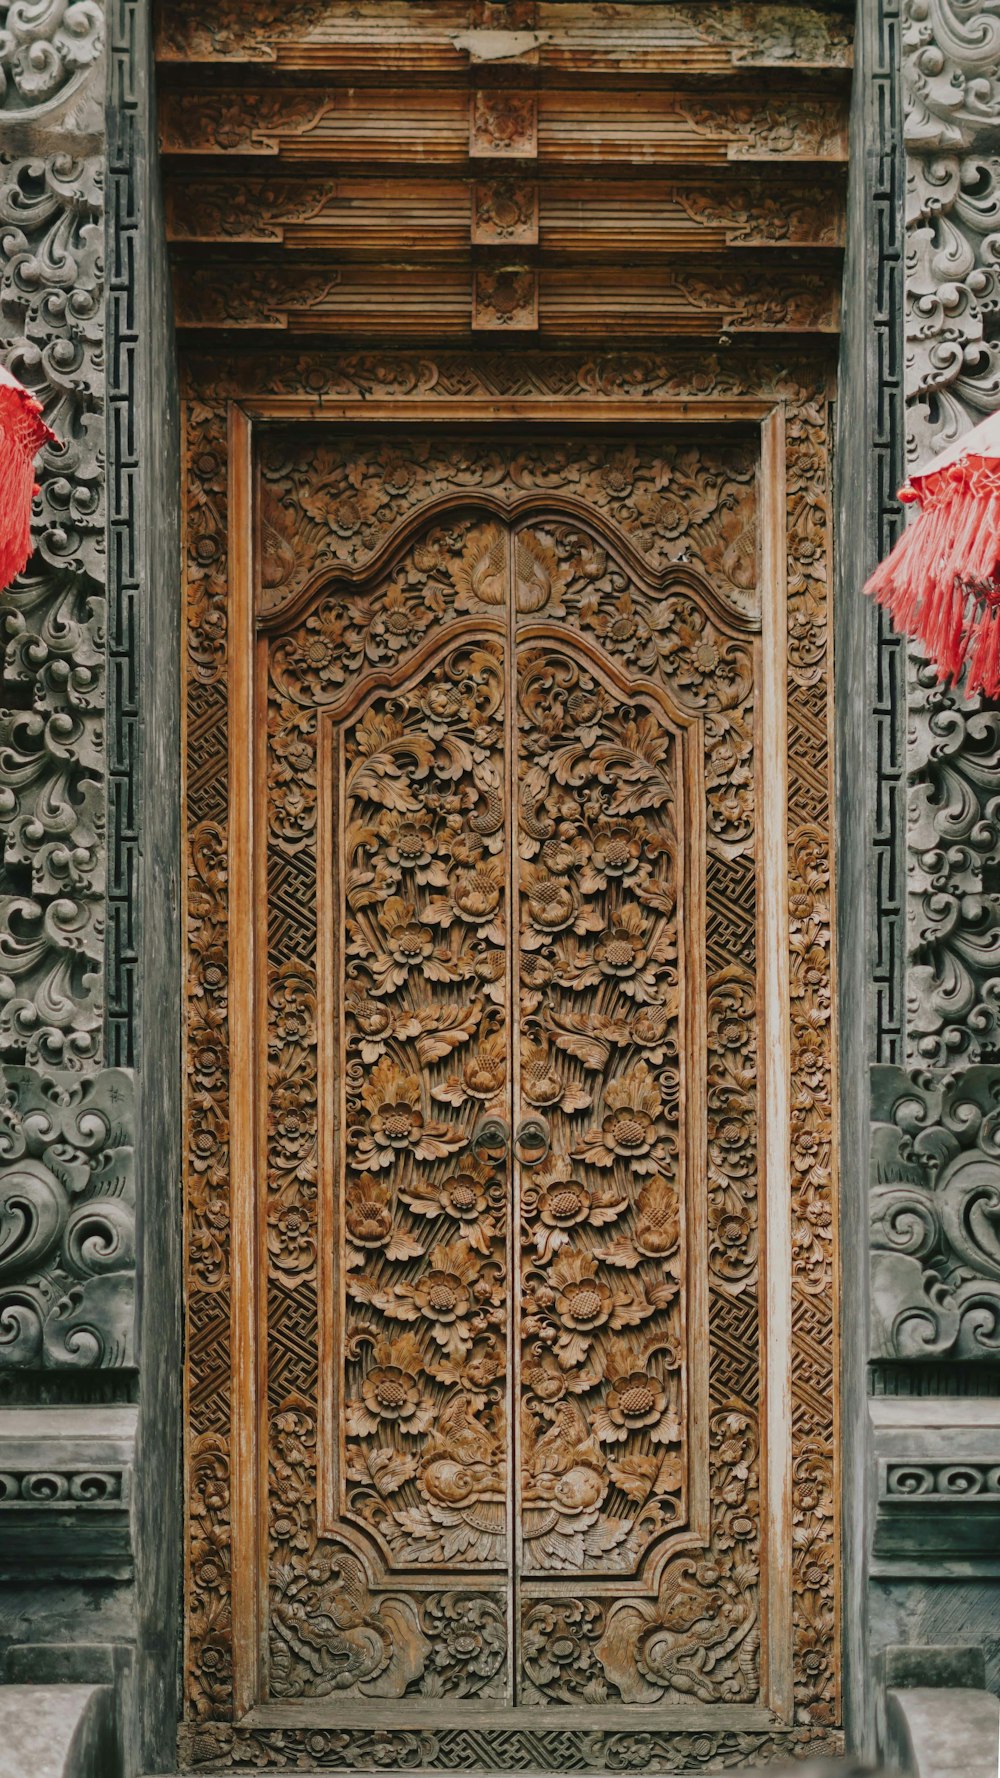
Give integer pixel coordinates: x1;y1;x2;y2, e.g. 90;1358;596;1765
865;453;1000;698
0;370;55;591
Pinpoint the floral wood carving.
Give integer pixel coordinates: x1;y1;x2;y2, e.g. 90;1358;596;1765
256;430;759;623
264;494;760;1704
185;399;233;1720
870;1062;1000;1360
183;357;837;1754
178;1722;845;1774
157;3;851;70
472;180;538;246
469;92;538;161
0;1065;134;1368
175;265;342;332
158;87;847;167
472;266;538;330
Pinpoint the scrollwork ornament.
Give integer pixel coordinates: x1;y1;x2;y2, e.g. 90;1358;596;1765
0;1064;134;1367
0;145;107;1066
906;655;1000;1062
0;1;104;123
871;1063;1000;1360
903;0;1000;151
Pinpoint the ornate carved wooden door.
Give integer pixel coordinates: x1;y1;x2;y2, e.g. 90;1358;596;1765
185;412;837;1767
306;508;701;1706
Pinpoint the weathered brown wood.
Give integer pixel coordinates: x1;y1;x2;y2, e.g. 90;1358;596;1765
158;0;849;350
157;1;852;82
164;173;843;257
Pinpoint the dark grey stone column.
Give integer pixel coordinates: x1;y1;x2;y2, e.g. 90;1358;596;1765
0;3;180;1773
862;0;1000;1749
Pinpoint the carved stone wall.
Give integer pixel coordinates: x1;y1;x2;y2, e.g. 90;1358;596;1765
866;2;1000;1373
0;2;179;1774
903;0;1000;465
863;0;1000;1735
870;1064;1000;1361
0;1;138;1346
0;0;137;1377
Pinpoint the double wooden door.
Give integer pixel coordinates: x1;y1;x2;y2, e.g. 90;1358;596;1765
185;418;837;1748
317;509;695;1708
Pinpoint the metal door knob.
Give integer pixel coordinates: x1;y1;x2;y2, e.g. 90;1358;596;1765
514;1116;550;1166
472;1116;510;1162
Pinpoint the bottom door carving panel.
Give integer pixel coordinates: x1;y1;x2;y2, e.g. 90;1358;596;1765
184;412;838;1762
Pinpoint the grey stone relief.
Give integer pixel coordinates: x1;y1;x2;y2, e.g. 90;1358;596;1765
0;0;135;1375
872;1398;1000;1569
0;146;106;1072
0;1;104;133
870;1064;1000;1360
903;0;1000;462
0;1065;134;1367
0;1400;134;1578
874;4;1000;1395
906;658;1000;1063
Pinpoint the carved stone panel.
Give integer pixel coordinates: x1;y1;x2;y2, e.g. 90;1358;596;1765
870;1062;1000;1361
0;1066;135;1369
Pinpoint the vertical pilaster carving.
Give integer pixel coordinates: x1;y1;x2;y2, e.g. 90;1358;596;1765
0;4;133;1373
901;4;1000;1072
0;36;107;1074
874;0;1000;1437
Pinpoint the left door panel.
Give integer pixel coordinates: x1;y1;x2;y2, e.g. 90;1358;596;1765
267;516;515;1701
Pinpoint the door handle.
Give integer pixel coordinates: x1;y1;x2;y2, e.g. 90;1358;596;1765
472;1116;510;1163
514;1116;550;1167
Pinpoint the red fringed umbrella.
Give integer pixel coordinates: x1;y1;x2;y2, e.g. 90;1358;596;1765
0;365;55;591
865;411;1000;699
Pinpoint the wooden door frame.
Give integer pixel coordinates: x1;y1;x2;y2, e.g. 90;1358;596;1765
181;353;839;1765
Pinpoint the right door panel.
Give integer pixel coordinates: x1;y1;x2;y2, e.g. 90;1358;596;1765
511;517;761;1710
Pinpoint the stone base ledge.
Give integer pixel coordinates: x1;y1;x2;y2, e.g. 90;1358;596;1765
886;1687;1000;1778
871;1397;1000;1575
0;1405;136;1582
0;1685;116;1778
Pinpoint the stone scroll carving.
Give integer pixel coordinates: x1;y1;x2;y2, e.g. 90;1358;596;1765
870;1062;1000;1360
906;149;1000;463
902;1;1000;460
0;1;104;129
901;3;1000;1076
906;657;1000;1063
0;141;107;1069
0;1065;135;1368
903;0;1000;153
